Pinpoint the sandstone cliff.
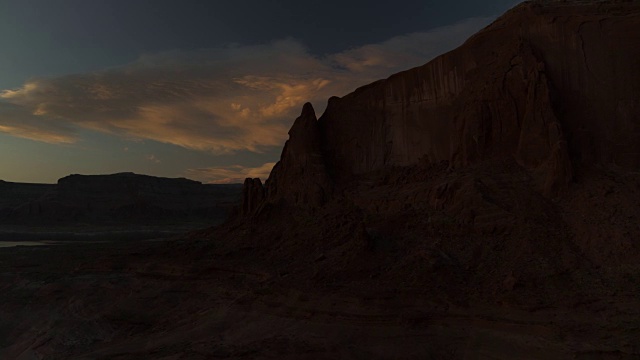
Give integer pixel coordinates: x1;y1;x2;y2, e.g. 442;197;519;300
245;0;640;208
231;0;640;306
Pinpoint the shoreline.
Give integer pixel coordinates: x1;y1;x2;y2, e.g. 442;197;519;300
0;223;214;242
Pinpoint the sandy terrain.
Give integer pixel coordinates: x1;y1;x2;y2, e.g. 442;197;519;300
1;234;638;359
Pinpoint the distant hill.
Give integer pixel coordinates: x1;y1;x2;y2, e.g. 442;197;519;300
0;173;242;226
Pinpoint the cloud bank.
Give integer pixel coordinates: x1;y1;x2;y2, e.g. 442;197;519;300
0;17;493;158
187;162;277;184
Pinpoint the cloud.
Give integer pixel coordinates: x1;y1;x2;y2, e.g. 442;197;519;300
328;17;495;75
0;17;493;154
187;162;277;184
0;100;77;144
146;154;161;163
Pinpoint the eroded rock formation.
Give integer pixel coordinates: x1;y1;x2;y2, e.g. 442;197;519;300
245;0;640;207
243;103;333;214
242;178;265;216
231;0;640;298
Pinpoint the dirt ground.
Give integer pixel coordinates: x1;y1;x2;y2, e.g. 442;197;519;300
1;226;638;359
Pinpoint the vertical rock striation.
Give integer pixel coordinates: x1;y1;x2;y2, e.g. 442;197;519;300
241;103;333;214
265;103;333;208
241;178;265;216
242;0;640;210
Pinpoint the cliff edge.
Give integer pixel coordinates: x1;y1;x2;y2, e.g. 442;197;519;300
229;0;640;306
245;0;640;208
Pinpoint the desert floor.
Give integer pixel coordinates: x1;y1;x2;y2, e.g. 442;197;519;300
1;236;638;360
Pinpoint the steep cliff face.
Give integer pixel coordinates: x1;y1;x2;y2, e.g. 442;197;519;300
234;0;640;282
203;4;640;352
319;0;639;192
243;103;333;215
266;103;333;207
241;178;265;216
233;0;640;273
247;1;640;207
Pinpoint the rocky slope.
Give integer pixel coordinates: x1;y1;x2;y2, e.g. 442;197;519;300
233;0;640;326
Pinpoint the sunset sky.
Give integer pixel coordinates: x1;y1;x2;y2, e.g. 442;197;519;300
0;0;518;184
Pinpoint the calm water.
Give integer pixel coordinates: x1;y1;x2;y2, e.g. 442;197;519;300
0;241;48;248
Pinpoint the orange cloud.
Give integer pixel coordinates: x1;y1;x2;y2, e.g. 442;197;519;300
0;124;76;144
0;18;493;153
0;100;78;144
187;162;277;184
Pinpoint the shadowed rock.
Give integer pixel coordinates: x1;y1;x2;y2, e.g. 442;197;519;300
241;178;265;216
5;2;640;359
242;103;333;213
0;173;242;225
243;0;640;206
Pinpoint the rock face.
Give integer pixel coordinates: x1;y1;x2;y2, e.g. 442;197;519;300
241;178;265;216
321;38;575;196
243;103;333;215
231;0;640;297
267;103;332;207
246;0;640;204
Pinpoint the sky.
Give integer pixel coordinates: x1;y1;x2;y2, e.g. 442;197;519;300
0;0;520;184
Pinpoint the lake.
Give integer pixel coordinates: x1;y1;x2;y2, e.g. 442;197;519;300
0;241;49;248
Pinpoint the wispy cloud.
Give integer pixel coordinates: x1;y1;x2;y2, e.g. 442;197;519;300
0;100;77;144
146;154;161;163
187;162;277;184
0;17;493;156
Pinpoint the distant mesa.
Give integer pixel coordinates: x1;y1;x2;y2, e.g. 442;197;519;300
0;173;242;225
